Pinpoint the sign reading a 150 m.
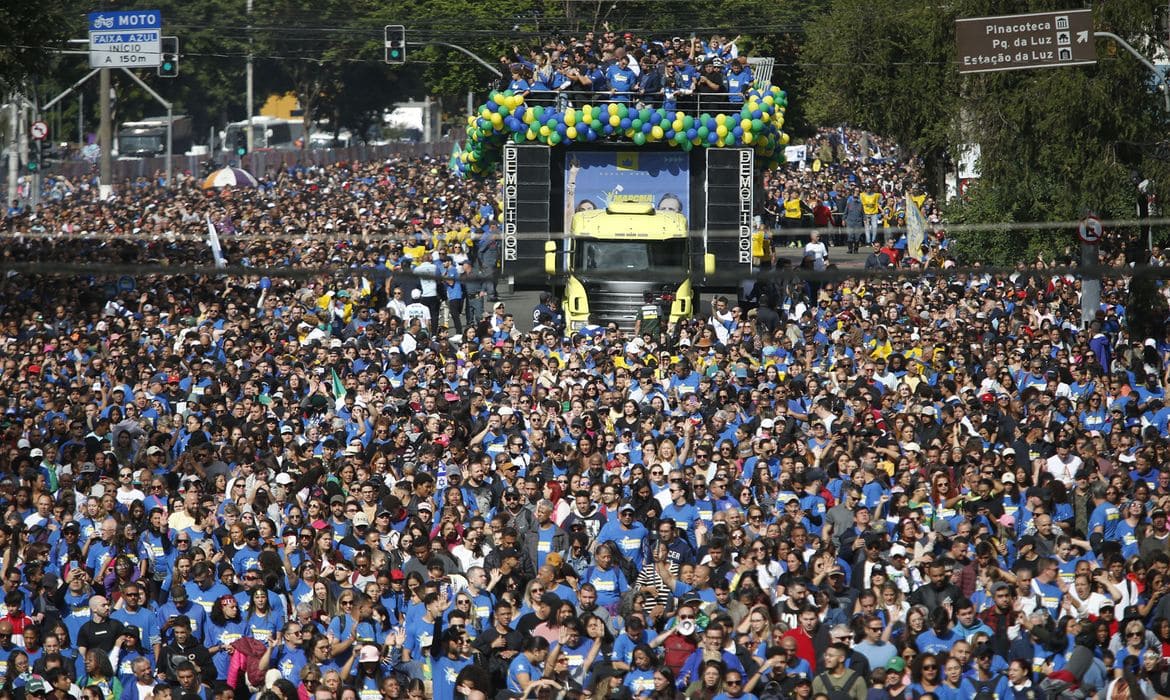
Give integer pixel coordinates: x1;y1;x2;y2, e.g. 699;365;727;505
956;9;1095;74
89;9;162;68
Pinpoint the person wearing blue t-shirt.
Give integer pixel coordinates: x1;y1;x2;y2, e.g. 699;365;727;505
606;56;637;102
431;627;474;700
507;637;551;696
598;504;648;570
582;543;629;611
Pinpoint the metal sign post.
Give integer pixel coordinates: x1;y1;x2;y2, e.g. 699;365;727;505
119;67;173;187
1079;216;1102;328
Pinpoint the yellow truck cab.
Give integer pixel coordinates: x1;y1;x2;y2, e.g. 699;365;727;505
544;201;714;331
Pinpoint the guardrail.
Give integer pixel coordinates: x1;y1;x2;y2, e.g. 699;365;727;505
518;89;762;114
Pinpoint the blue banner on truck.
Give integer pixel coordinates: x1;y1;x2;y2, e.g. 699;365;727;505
563;151;690;232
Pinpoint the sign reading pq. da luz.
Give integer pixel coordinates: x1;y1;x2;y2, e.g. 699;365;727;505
89;9;162;69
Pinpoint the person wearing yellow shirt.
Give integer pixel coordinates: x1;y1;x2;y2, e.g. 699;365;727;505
783;190;803;233
860;188;882;245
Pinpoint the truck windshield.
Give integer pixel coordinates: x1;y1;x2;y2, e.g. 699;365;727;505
575;239;687;272
119;135;164;154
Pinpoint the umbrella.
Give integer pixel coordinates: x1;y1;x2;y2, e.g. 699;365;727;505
202;167;258;189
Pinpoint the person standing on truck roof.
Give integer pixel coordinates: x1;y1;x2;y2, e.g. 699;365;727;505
606;55;637;102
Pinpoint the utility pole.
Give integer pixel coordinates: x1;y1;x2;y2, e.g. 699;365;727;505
246;0;254;154
99;68;112;197
6;95;18;209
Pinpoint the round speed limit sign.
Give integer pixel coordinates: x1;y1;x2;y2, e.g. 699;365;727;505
1078;216;1102;244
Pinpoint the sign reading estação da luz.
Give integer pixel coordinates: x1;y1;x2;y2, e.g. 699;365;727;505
956;9;1095;74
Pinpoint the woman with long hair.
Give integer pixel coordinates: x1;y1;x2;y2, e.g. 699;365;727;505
906;652;943;697
80;649;122;700
683;659;725;700
206;594;248;679
245;585;282;644
735;605;773;665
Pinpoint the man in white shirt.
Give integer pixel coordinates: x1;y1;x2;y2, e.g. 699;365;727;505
803;231;828;271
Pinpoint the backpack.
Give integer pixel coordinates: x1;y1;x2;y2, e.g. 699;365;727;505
816;669;861;700
969;672;1004;700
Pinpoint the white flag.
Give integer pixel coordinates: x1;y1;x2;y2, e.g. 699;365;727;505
206;215;226;269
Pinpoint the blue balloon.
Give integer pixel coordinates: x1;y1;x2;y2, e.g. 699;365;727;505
752;110;762;119
620;118;631;129
707;132;718;144
586;129;598;141
733;127;744;138
556;123;567;135
641;123;652;134
686;129;697;139
664;130;675;140
604;124;614;134
649;111;662;125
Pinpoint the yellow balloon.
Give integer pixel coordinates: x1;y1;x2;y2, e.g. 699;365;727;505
716;125;728;138
608;103;619;115
565;110;576;126
540;125;551;136
493;93;505;105
566;126;577;139
761;112;770;123
781;133;790;145
523;111;535;124
716;139;725;147
763;95;774;106
490;113;503;127
609;115;621;127
743;132;753;144
715;114;726;126
673;120;683;132
526;129;536;140
467;115;476;126
740;119;752;131
581;110;592;124
651;125;664;139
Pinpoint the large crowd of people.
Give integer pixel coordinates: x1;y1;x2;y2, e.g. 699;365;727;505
0;114;1168;700
497;32;756;108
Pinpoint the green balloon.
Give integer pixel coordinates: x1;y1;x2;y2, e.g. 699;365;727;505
751;119;763;131
697;126;709;138
549;132;562;145
631;119;643;131
617;104;629;118
683;115;695;129
633;132;646;146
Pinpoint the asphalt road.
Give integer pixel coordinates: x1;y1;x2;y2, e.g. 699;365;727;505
498;240;870;333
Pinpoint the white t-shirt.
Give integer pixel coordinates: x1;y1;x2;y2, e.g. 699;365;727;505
804;241;828;270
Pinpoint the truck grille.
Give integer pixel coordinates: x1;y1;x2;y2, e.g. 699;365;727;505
582;281;676;332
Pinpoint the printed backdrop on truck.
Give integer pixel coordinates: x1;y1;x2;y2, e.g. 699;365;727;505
563;151;691;232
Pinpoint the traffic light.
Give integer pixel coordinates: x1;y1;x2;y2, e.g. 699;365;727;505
26;140;40;173
158;36;179;78
234;131;247;157
384;25;406;64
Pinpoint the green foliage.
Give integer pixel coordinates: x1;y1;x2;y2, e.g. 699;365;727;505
0;0;77;89
806;0;1170;264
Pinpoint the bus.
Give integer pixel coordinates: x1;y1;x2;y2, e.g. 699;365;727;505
221;116;305;153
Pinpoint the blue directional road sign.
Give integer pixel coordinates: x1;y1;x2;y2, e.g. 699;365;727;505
89;9;163;69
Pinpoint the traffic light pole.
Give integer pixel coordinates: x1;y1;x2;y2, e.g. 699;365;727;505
119;67;173;187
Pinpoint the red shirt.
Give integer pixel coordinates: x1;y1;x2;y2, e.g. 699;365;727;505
783;627;817;673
